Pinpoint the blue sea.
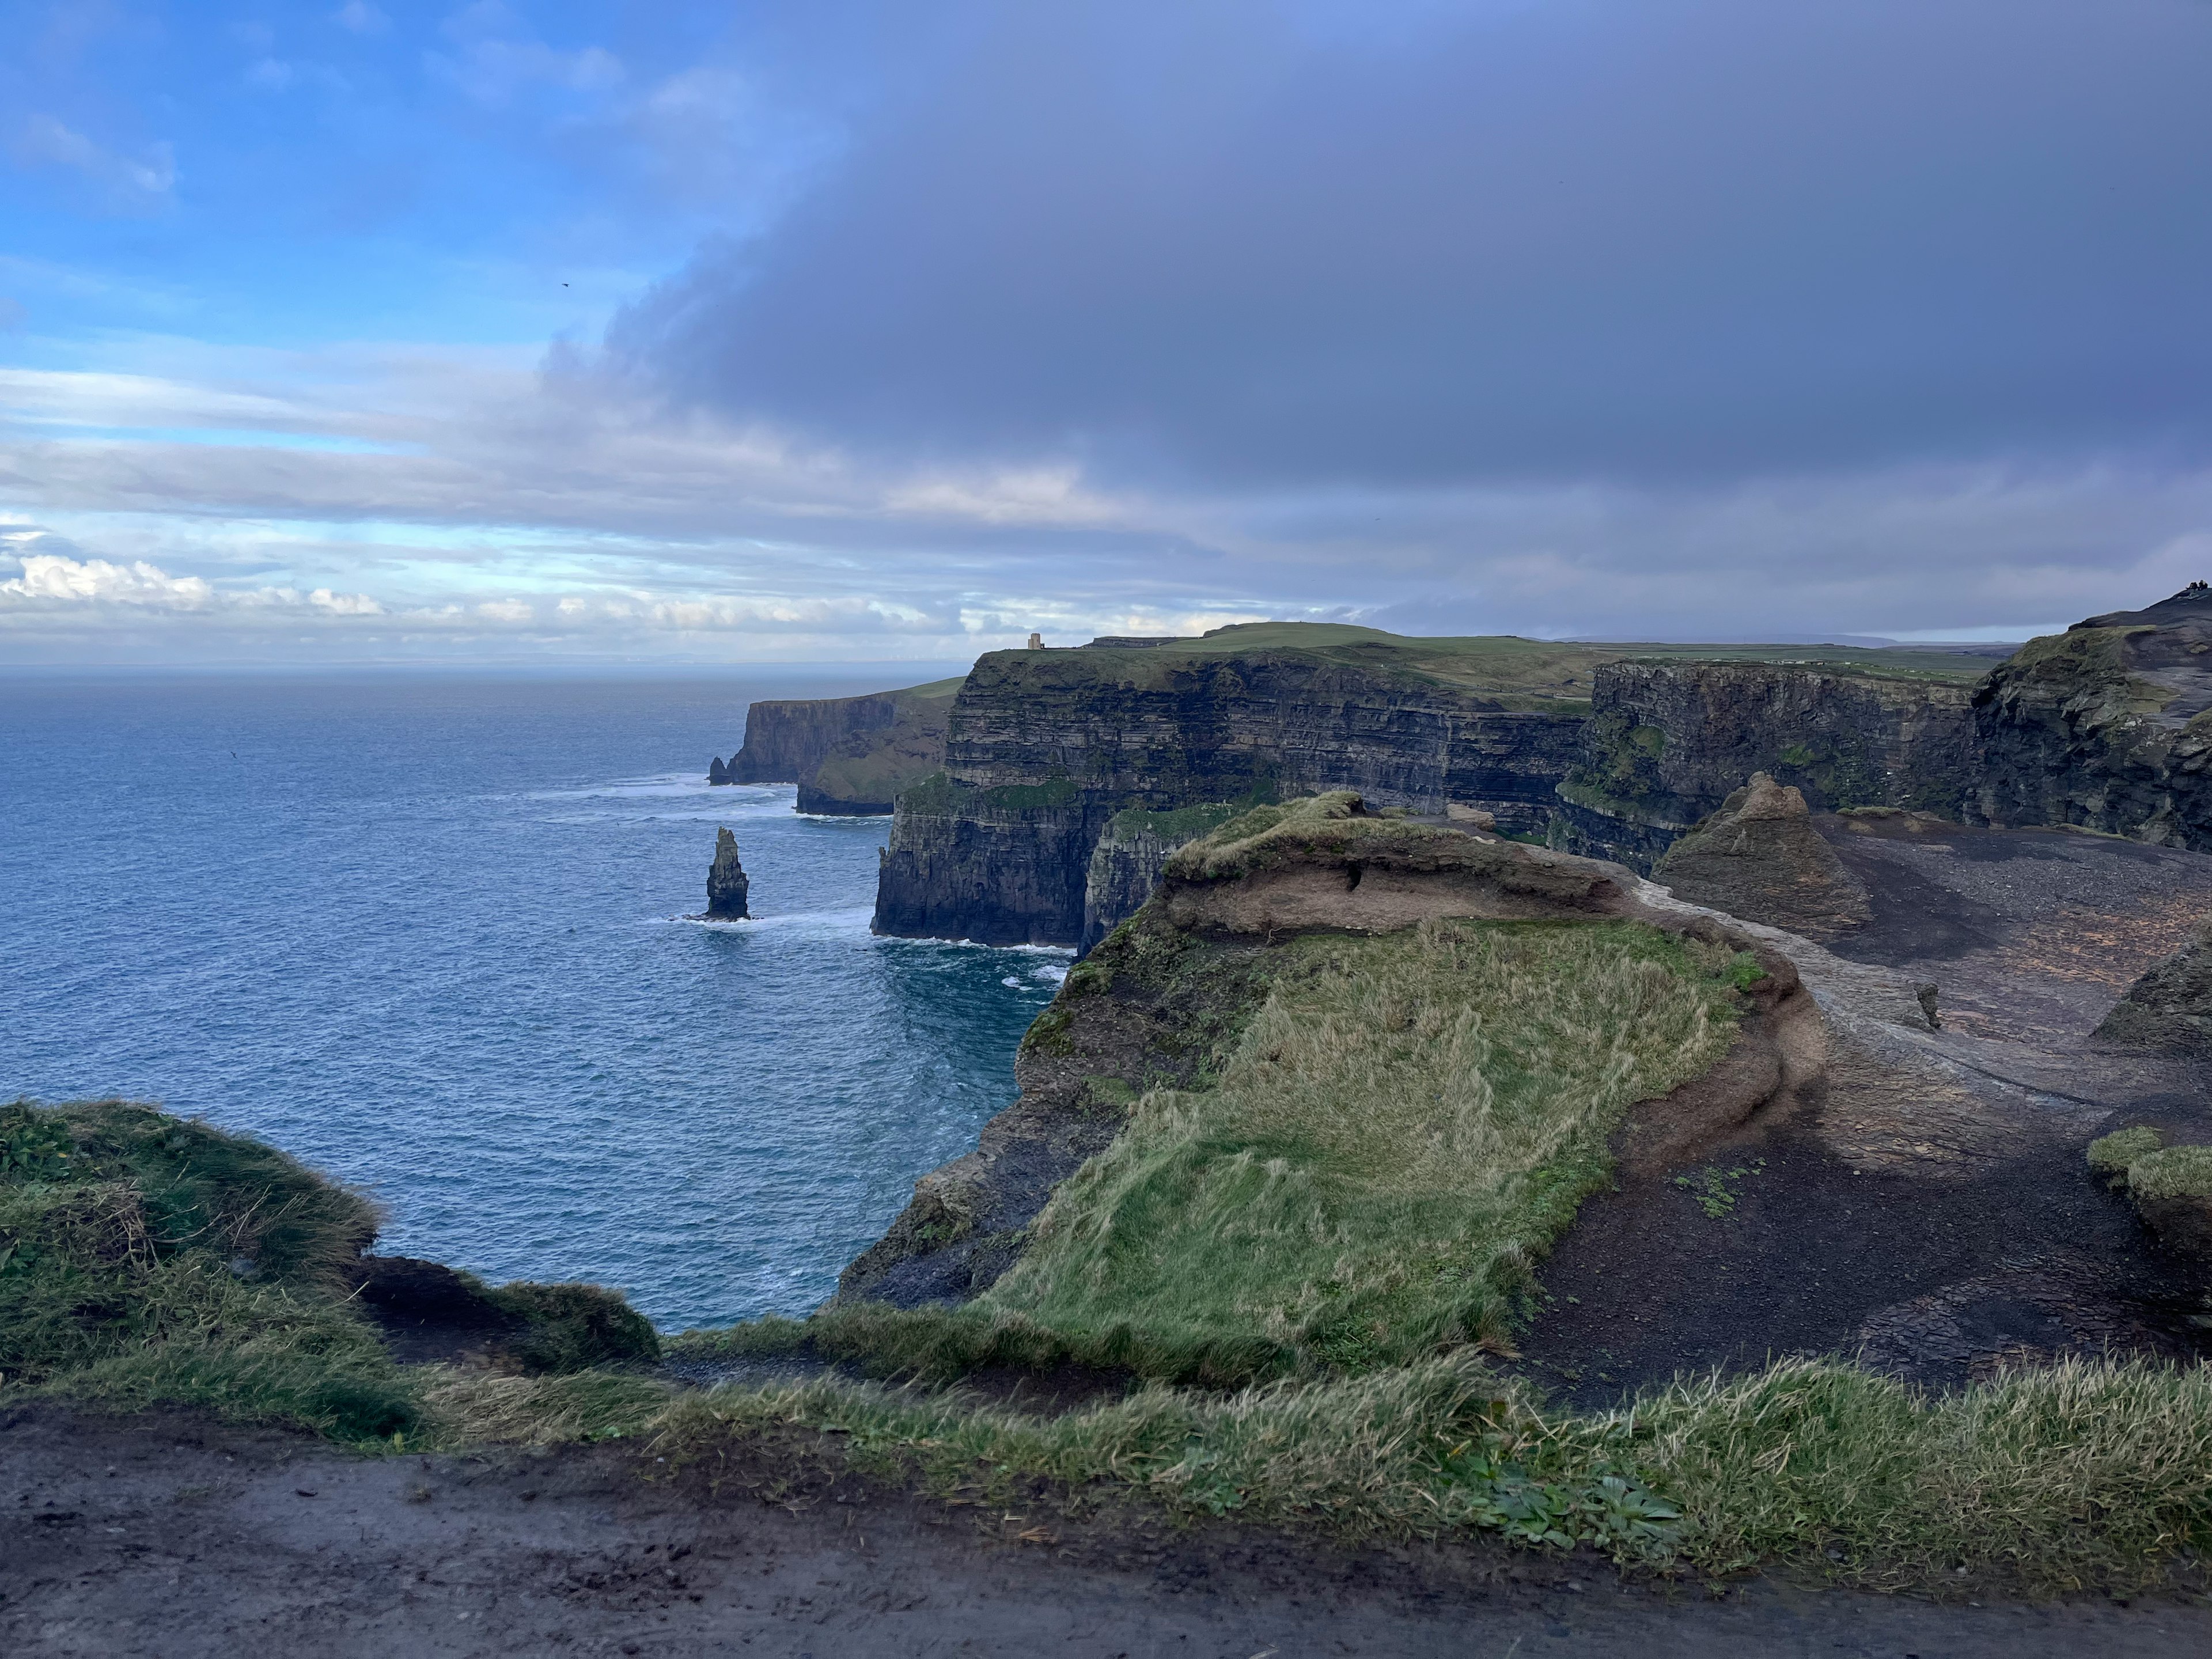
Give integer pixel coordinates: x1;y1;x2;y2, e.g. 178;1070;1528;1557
0;672;1063;1330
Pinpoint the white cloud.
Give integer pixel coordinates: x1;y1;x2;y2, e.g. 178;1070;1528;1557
7;115;176;207
0;545;382;619
1;551;214;608
430;5;625;104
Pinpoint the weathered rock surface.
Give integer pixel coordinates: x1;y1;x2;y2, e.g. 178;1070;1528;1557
1077;802;1240;953
1555;660;1982;872
706;827;751;920
1970;582;2212;850
723;678;961;814
872;626;1607;945
2094;918;2212;1054
1652;772;1871;942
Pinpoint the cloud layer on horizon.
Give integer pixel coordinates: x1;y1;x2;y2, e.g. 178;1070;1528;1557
2;1;2210;664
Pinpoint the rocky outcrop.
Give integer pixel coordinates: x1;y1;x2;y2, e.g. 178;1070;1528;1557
1652;772;1871;942
705;827;750;919
1971;584;2212;850
721;678;961;814
1078;802;1241;953
1555;660;1982;872
871;626;1604;945
2094;919;2212;1054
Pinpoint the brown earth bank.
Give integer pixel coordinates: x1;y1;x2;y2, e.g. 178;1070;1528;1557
9;1404;2212;1658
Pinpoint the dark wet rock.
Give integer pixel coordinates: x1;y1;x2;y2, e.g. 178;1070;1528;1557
1652;772;1872;942
2095;919;2212;1054
707;755;731;785
706;827;751;920
1971;582;2212;850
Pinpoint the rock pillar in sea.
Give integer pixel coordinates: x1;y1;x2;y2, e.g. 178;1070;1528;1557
706;827;751;919
707;756;731;785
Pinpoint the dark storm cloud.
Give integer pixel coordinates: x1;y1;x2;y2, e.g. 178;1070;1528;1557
609;0;2212;491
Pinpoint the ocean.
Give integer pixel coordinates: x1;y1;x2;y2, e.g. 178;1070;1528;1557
0;671;1063;1330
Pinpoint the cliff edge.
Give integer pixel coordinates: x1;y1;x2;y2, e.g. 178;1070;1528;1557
1971;582;2212;850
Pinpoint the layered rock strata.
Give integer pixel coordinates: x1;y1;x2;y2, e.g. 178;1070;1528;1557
719;678;961;814
705;827;750;920
1555;660;1982;871
871;627;1604;945
1078;802;1242;953
1970;584;2212;850
1652;772;1871;942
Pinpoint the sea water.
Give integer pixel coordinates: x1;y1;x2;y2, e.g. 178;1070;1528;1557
0;672;1064;1329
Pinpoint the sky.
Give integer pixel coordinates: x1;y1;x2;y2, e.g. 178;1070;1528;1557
2;1;2210;666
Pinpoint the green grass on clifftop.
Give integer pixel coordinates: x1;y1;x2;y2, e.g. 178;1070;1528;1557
1;1099;661;1446
978;915;1741;1374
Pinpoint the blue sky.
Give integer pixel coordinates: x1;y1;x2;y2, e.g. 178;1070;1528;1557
4;1;2210;665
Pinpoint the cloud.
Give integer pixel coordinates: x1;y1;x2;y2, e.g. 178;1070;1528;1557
1;549;214;608
609;0;2212;493
7;113;175;208
429;3;625;105
0;539;382;618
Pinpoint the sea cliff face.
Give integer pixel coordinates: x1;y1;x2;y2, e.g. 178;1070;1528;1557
1078;803;1241;953
1969;585;2212;850
722;679;960;814
1556;661;1982;871
870;627;1603;946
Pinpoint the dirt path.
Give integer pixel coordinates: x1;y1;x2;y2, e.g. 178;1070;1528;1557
6;1406;2210;1658
1522;821;2212;1400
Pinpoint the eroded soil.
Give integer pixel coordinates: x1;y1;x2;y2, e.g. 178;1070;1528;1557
8;1404;2212;1658
1522;820;2212;1402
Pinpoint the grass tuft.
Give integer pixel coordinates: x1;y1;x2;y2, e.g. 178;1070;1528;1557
2089;1124;2164;1176
2128;1145;2212;1202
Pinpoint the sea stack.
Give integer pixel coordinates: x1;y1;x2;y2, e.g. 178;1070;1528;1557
707;756;731;785
706;827;751;919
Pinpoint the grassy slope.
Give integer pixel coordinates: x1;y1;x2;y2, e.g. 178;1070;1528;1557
0;1099;659;1447
983;918;1740;1369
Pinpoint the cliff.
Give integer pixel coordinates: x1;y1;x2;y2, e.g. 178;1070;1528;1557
719;677;962;814
839;792;1819;1324
1555;659;1983;871
1969;584;2212;850
871;624;1608;945
1078;802;1241;952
